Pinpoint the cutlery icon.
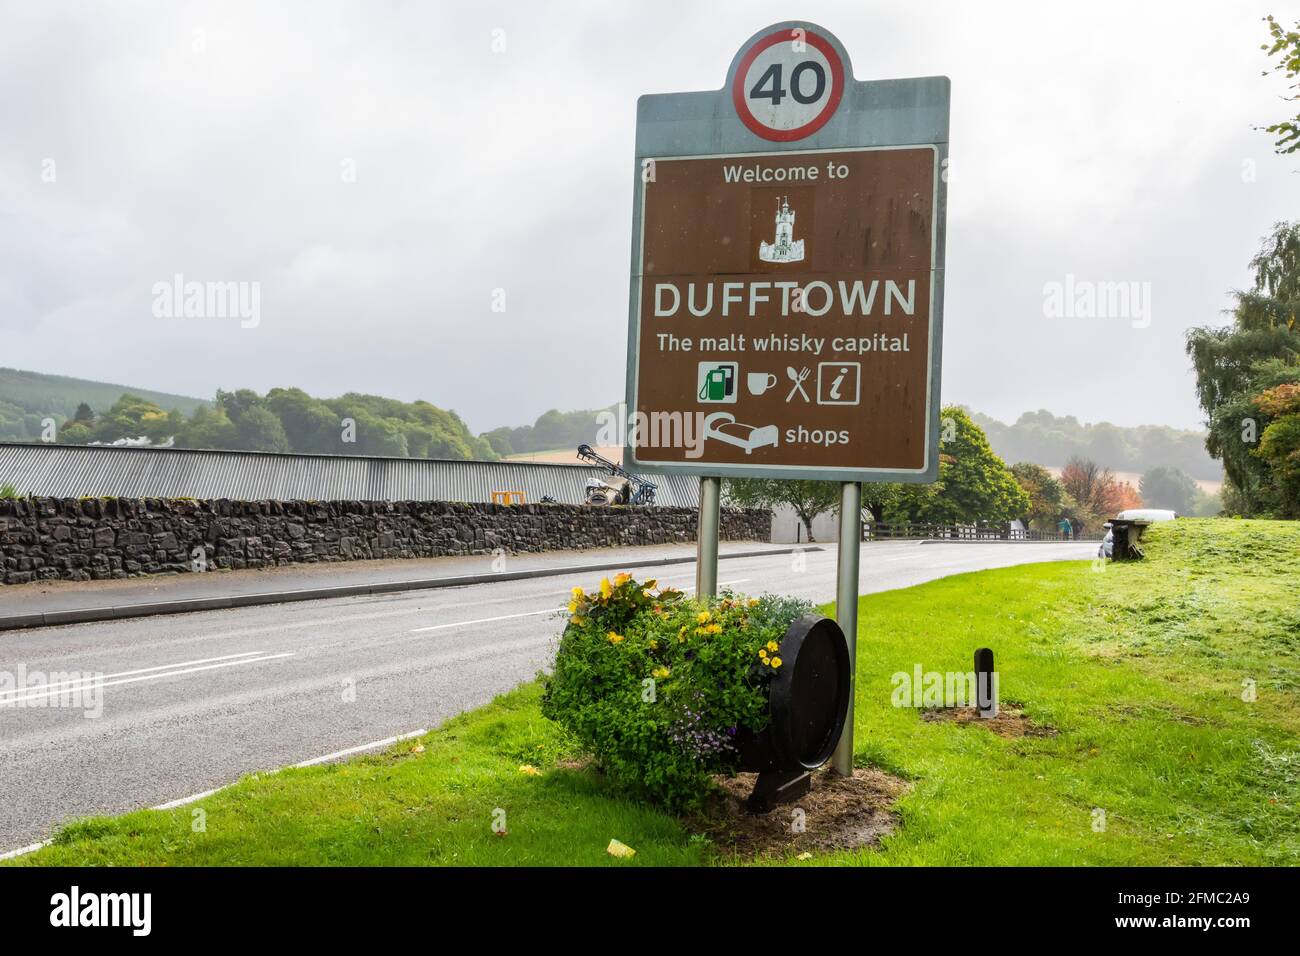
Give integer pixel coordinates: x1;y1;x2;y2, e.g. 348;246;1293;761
785;366;812;403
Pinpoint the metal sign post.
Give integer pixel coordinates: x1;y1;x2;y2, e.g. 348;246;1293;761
625;21;948;780
696;476;721;598
831;481;862;775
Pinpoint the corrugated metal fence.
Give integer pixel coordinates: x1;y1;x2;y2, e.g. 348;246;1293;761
0;442;701;508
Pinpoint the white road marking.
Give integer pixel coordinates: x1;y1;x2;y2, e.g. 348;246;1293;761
0;724;436;858
150;729;433;813
0;840;49;860
294;728;429;767
409;607;563;634
0;653;297;706
0;651;266;701
153;787;225;810
405;579;752;634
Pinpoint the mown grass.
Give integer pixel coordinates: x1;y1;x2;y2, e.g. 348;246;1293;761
11;518;1299;866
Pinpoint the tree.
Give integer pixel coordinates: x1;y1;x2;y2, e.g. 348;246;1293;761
724;478;840;542
886;407;1029;526
215;388;266;425
1060;456;1125;524
860;482;904;524
1010;462;1069;530
177;406;238;450
1251;381;1300;516
72;402;94;424
482;428;514;457
92;394;169;443
1114;480;1143;512
1139;466;1198;513
265;387;342;453
1086;422;1134;470
1190;489;1223;517
234;406;290;453
58;421;94;444
1262;15;1300;154
1186;222;1300;513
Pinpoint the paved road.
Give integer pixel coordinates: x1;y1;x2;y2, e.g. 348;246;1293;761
0;541;1092;852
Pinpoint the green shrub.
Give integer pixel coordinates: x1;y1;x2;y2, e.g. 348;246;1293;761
540;572;811;810
0;483;19;499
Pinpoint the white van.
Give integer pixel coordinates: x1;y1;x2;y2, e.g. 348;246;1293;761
1116;509;1178;522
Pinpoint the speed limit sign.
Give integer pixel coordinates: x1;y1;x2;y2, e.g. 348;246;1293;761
731;27;845;141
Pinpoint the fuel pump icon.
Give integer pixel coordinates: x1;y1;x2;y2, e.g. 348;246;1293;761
697;362;738;403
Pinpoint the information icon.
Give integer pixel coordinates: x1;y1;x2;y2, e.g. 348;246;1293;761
816;362;860;405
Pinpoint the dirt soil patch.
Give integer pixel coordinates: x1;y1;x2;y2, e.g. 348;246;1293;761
693;766;908;859
920;703;1058;738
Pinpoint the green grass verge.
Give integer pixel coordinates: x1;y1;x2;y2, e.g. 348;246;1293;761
10;518;1298;866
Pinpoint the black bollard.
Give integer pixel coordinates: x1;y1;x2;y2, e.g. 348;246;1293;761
974;647;997;718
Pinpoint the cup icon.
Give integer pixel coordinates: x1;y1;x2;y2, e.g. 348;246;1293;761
747;372;778;396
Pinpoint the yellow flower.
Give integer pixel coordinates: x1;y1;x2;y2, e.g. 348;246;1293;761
760;657;770;666
748;598;760;607
767;641;779;653
651;666;670;679
567;599;579;613
614;572;632;586
649;639;659;650
678;625;688;643
607;631;625;645
571;586;584;599
696;611;711;624
519;764;542;777
643;579;657;590
600;578;612;598
759;649;768;659
770;657;782;669
706;623;722;634
570;615;586;626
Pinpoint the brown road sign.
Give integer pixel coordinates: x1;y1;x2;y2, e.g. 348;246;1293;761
630;146;939;477
624;23;949;483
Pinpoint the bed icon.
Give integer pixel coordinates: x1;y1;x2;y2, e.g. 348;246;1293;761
702;412;779;454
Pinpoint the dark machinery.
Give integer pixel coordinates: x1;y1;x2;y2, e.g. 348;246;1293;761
575;443;658;506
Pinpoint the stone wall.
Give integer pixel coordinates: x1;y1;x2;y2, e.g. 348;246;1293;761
0;497;771;584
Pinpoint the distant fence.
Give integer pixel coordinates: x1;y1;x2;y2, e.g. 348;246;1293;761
862;521;1102;542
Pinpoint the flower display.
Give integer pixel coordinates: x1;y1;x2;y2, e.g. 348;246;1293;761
540;573;811;810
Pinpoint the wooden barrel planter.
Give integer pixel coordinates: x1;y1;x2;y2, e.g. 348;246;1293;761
734;613;851;811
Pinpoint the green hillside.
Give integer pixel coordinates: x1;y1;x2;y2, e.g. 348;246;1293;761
0;373;497;461
0;367;208;436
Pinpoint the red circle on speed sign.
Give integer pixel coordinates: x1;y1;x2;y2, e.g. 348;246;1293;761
731;28;845;141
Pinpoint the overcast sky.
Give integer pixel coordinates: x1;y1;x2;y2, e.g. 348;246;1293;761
2;0;1297;433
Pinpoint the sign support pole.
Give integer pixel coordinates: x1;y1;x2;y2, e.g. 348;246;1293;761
831;480;862;776
696;476;721;598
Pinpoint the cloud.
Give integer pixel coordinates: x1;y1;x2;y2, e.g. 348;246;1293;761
1;0;1296;434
